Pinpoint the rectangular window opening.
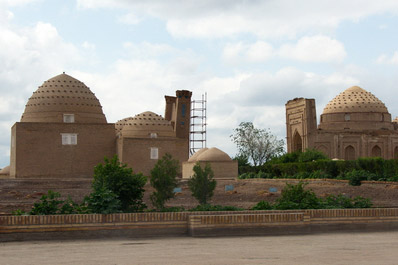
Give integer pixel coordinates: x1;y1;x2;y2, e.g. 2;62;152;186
61;133;78;145
150;147;158;160
63;114;75;123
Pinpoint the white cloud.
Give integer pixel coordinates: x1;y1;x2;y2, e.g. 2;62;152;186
377;51;398;64
279;35;346;63
117;13;142;25
77;0;398;39
223;41;274;64
223;36;345;64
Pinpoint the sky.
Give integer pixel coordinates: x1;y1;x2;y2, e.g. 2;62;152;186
0;0;398;167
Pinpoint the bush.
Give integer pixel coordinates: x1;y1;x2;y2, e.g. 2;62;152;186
251;200;273;210
345;169;376;186
190;204;243;211
83;187;121;214
30;190;65;215
92;155;147;212
150;153;179;210
188;163;217;205
274;182;322;210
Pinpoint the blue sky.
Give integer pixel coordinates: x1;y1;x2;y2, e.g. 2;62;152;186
0;0;397;167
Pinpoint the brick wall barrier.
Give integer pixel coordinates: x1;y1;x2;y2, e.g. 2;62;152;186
2;208;398;241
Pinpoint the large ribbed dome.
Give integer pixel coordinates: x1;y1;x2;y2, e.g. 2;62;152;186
21;73;107;123
118;111;174;138
322;86;388;114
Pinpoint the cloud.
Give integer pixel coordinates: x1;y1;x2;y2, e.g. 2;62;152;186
223;36;346;64
279;35;346;63
76;0;398;39
223;41;274;64
376;51;398;64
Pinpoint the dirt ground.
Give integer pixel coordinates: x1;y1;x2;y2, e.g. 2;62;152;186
1;178;398;214
1;232;398;265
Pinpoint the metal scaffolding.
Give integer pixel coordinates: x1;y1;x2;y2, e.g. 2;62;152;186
190;93;207;156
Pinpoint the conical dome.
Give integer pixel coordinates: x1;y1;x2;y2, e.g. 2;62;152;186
21;73;107;123
322;86;388;114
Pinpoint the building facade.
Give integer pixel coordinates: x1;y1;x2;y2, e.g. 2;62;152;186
10;73;191;178
286;86;398;160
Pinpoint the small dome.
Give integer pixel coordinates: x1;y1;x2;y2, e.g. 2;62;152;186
188;148;209;162
0;165;10;175
322;86;389;115
21;73;107;123
119;111;174;138
194;147;232;162
393;117;398;123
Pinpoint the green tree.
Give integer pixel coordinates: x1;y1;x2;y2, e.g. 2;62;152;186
188;162;217;205
150;153;179;210
92;155;147;212
230;122;284;166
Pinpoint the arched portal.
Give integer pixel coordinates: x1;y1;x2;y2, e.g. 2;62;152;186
344;145;355;160
371;145;382;157
292;131;302;152
316;145;329;158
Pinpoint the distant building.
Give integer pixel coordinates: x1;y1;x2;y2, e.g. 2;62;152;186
286;86;398;160
9;73;191;178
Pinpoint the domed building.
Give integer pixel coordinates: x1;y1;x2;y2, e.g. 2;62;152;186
9;73;192;178
182;147;238;179
286;86;398;160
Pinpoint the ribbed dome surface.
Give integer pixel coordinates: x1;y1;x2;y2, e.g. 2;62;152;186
21;73;106;123
322;86;388;114
119;111;174;138
190;147;232;162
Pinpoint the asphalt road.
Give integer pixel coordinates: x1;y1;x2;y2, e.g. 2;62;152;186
1;232;397;265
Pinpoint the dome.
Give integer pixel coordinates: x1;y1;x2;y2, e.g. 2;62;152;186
21;73;107;123
119;111;174;138
0;165;10;175
188;148;208;162
322;86;389;114
192;147;232;162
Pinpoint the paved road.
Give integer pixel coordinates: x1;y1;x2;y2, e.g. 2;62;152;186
1;232;397;264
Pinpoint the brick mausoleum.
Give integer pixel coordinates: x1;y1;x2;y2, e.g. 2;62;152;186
286;86;398;160
6;73;192;178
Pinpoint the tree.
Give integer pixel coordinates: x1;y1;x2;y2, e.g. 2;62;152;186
188;162;217;205
92;155;147;212
230;122;284;166
150;153;179;210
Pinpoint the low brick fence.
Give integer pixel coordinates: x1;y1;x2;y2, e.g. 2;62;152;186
1;208;398;241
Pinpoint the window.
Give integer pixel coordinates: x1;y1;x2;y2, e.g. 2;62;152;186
150;147;158;160
61;133;77;145
150;133;158;138
344;114;350;121
63;114;75;123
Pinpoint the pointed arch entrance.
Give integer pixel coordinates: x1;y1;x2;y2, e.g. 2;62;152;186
344;145;355;160
292;131;302;152
371;145;382;157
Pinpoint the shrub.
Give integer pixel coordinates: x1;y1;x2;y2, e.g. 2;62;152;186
251;200;273;210
188;162;217;205
83;187;121;214
150;153;179;210
298;149;328;163
30;190;65;215
274;182;322;210
345;169;375;186
190;204;243;211
92;155;147;212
